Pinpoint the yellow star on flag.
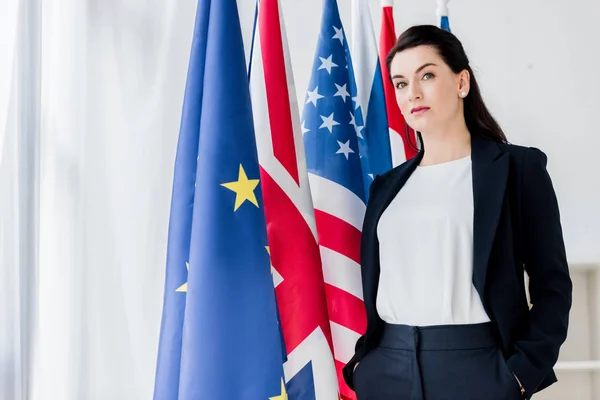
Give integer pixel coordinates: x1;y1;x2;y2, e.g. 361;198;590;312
266;246;272;270
176;262;189;292
221;164;260;211
269;378;288;400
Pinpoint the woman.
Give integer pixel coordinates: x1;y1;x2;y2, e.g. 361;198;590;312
342;25;572;400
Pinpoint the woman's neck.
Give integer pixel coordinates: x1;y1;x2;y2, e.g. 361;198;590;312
419;123;471;167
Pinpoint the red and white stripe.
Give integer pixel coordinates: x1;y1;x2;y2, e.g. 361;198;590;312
308;173;366;400
308;169;366;400
249;0;340;398
380;0;419;166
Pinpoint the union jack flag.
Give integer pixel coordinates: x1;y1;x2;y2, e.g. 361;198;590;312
250;0;340;399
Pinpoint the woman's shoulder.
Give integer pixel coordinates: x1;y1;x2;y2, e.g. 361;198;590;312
496;142;553;195
369;151;422;194
370;140;550;195
498;141;548;169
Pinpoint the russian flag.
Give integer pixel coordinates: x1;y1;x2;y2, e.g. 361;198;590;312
350;0;393;176
379;0;419;166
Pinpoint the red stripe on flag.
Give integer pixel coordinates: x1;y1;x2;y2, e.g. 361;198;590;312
336;359;357;400
260;168;334;354
259;0;299;184
379;6;418;160
325;283;367;335
314;210;361;265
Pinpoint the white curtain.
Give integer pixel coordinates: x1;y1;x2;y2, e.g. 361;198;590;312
1;0;198;398
1;0;39;398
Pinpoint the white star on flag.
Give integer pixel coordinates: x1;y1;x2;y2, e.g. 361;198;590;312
332;26;344;45
318;54;338;74
334;83;350;102
354;125;364;139
301;121;310;135
336;140;354;160
306;86;325;107
368;173;374;180
319;113;339;133
349;112;364;139
351;96;360;110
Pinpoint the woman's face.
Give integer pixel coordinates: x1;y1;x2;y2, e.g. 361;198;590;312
389;45;467;134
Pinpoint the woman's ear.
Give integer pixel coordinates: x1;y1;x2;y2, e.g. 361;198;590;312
458;69;470;96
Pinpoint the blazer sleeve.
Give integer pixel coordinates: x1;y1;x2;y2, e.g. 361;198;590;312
506;147;573;397
342;174;382;390
342;336;367;390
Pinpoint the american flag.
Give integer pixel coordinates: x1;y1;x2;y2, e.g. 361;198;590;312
250;0;340;399
302;0;373;398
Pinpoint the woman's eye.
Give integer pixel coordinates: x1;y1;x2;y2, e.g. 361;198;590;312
423;73;434;80
395;81;407;89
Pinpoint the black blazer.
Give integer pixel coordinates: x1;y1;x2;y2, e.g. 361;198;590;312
342;134;572;399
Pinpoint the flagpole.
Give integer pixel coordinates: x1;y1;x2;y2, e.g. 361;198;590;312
247;0;259;81
436;0;450;18
437;0;451;31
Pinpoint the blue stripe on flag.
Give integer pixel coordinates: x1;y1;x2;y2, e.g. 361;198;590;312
364;61;393;177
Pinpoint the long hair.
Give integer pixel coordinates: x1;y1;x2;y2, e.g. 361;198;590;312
385;25;507;152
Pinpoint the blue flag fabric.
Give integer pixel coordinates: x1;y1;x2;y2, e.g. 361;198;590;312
153;0;286;399
440;15;451;32
349;0;393;182
354;56;393;180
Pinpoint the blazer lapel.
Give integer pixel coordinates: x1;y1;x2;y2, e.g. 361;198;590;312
471;135;510;300
360;150;424;311
364;150;424;239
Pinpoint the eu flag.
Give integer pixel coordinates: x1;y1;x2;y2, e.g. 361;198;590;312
153;0;286;399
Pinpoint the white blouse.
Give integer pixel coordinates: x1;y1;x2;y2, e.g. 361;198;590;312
375;155;491;326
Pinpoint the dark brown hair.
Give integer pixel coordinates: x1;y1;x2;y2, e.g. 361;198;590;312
386;25;507;151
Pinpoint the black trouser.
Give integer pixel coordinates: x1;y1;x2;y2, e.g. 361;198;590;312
353;322;523;400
